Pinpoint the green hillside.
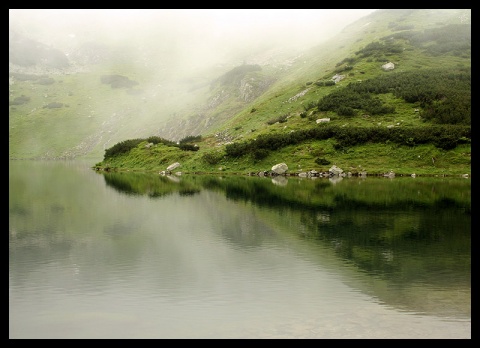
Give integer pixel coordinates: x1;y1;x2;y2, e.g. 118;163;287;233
9;9;471;176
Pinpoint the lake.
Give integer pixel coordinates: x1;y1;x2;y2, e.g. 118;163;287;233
9;160;471;339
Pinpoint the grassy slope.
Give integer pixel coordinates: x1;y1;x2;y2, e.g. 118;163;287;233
8;63;217;161
9;10;471;176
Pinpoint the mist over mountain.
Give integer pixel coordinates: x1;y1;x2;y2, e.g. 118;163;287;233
9;9;376;75
9;9;470;170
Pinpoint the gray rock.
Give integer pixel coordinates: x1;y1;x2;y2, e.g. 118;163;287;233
167;162;181;171
328;165;343;176
271;163;288;174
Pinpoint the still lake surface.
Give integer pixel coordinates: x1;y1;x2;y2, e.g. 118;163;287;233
9;160;471;339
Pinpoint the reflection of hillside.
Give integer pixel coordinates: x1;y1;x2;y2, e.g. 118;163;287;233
10;161;471;321
190;174;470;212
299;207;470;317
101;172;200;197
96;172;470;318
189;174;471;318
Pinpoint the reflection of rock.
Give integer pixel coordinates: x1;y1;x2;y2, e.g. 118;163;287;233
329;176;343;184
272;176;288;186
383;170;395;178
166;175;180;183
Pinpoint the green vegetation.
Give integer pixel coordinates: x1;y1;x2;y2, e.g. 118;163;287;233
9;10;471;176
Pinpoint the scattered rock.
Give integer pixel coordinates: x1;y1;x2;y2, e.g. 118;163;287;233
167;162;181;171
271;163;288;174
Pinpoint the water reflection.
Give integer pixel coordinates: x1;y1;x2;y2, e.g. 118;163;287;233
102;171;201;198
100;171;471;319
9;161;471;338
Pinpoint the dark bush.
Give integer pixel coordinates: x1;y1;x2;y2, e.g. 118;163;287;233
337;106;356;117
179;135;202;144
43;102;63;109
10;73;43;81
433;136;458;150
104;138;144;158
252;148;270;161
266;114;288;125
36;77;55;85
202;151;224;165
146;136;176;146
225;142;251;157
101;75;138;89
179;143;199;151
223;124;470;159
315;68;469;124
302;101;316;111
315;158;331;165
9;95;30;105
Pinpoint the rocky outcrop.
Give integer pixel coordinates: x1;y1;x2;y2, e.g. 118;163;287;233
382;62;395;71
271;163;288;174
329;165;344;176
239;75;273;102
332;74;345;83
167;162;181;171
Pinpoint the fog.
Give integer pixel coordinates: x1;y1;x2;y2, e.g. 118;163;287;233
9;9;379;154
9;9;378;76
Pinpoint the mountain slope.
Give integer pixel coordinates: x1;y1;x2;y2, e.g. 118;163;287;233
9;9;471;176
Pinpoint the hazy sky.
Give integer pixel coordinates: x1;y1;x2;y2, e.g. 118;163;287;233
9;9;378;46
9;9;379;80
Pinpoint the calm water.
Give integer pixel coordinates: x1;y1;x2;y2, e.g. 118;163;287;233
9;160;471;339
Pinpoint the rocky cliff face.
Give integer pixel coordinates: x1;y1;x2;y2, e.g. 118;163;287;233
239;74;274;102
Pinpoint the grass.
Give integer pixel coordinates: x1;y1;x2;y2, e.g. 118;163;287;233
94;136;471;177
10;10;471;177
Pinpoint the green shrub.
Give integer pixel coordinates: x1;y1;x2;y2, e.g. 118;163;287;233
9;95;30;105
337;106;356;117
104;138;144;158
179;135;202;144
147;136;176;146
43;102;63;109
266;114;288;125
36;77;55;85
252;148;270;161
179;143;199;151
302;101;316;111
100;75;138;89
315;157;331;165
202;151;224;164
